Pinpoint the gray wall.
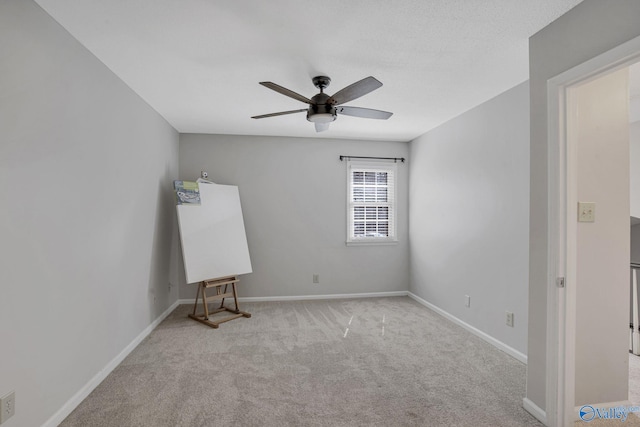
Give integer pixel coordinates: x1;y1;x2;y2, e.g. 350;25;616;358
178;134;410;299
528;0;640;411
0;1;179;426
409;82;530;355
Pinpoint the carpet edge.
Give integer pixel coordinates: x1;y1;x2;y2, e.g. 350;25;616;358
41;300;181;427
407;292;528;364
523;397;548;425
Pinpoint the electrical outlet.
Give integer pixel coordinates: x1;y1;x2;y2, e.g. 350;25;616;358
465;295;471;308
506;311;514;327
313;274;319;284
0;391;15;424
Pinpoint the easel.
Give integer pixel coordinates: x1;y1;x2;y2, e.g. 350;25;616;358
188;275;251;328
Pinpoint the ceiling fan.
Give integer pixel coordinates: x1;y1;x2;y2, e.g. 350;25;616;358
251;76;393;132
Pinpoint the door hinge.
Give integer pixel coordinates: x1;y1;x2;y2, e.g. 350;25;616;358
556;277;565;288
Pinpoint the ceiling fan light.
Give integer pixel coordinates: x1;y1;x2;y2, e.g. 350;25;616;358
308;113;335;123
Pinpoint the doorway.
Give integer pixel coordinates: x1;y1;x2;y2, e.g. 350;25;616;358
629;61;640;406
546;35;640;427
568;66;629;410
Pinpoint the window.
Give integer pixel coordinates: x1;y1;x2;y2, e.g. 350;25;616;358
347;161;397;245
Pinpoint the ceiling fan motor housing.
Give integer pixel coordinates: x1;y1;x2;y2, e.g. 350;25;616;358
307;92;336;123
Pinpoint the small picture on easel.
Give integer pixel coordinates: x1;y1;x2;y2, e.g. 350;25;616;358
173;180;201;205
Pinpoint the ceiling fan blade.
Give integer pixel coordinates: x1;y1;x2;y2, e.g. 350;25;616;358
315;122;330;132
259;82;313;104
337;106;393;120
251;109;307;119
327;76;383;105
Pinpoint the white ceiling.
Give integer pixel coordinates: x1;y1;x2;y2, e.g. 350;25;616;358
35;0;583;142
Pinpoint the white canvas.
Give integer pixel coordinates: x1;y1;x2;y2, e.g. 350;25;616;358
176;182;252;284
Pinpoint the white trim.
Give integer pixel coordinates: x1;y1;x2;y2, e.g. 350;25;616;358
523;397;548;426
545;34;640;427
346;240;398;247
574;400;633;422
179;290;409;305
346;159;398;244
41;300;180;427
407;292;527;364
545;69;569;427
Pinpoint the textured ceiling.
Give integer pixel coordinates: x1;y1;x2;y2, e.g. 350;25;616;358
35;0;583;142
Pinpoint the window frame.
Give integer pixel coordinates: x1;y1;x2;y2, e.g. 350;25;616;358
346;160;398;246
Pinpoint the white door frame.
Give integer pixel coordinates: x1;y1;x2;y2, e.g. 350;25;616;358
546;36;640;427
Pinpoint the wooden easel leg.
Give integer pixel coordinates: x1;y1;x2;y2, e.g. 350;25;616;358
192;283;201;316
231;282;250;318
201;281;210;320
232;282;240;312
219;284;228;309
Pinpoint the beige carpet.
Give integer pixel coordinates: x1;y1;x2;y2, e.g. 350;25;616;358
60;297;541;426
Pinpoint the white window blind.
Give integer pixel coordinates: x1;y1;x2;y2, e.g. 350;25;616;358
346;160;397;245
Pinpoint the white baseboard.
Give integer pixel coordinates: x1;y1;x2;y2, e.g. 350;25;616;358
178;290;409;305
523;397;547;425
574;400;633;422
42;300;180;427
407;292;528;364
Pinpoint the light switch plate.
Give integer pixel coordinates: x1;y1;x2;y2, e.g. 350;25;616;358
506;311;514;327
0;391;15;424
578;202;595;222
